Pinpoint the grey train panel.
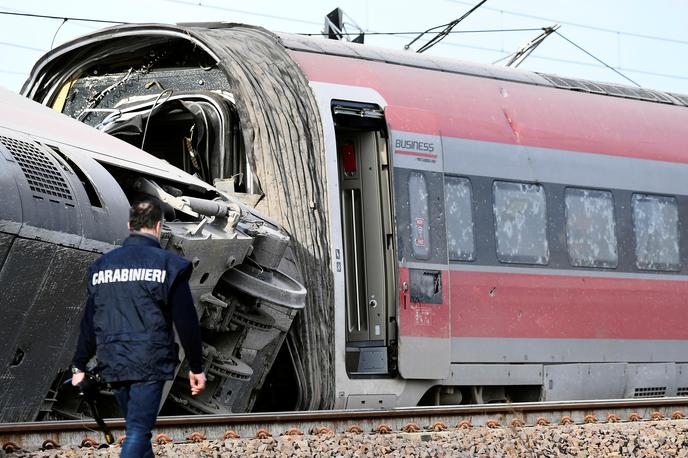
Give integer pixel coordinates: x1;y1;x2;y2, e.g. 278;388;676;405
543;364;627;401
0;238;98;422
0;232;14;267
440;136;688;196
451;337;688;364
0;128;129;248
0;132;82;246
543;363;686;401
50;144;130;248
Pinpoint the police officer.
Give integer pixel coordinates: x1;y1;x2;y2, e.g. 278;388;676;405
71;199;206;457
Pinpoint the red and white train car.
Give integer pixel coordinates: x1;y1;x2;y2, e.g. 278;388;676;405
287;33;688;406
20;23;688;412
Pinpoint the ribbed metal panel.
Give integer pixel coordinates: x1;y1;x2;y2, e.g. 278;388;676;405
0;237;97;422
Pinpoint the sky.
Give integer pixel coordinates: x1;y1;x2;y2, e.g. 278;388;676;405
0;0;687;95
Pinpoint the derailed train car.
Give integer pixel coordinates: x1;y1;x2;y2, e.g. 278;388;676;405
0;85;306;421
7;21;688;421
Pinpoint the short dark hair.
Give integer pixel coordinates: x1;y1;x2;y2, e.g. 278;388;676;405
129;199;163;231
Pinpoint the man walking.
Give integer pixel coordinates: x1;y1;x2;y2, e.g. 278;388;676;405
71;199;206;457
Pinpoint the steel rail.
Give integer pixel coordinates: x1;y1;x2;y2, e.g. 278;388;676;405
3;398;688;451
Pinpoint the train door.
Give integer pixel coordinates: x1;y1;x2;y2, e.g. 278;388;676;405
333;100;396;377
386;106;450;381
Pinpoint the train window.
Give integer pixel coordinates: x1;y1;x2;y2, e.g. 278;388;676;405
444;176;475;261
632;194;680;271
409;171;430;260
493;181;549;264
565;188;618;268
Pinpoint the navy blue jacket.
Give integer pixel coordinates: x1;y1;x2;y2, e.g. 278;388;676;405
73;232;204;382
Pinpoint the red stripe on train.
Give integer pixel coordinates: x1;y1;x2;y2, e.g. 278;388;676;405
292;51;688;164
395;149;438;159
398;267;688;340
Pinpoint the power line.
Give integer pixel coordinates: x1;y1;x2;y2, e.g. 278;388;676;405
299;27;544;37
408;0;488;53
163;0;321;27
0;69;27;76
448;0;688;46
0;4;685;85
356;30;688;83
0;10;128;24
553;30;639;87
0;40;45;52
530;56;688;82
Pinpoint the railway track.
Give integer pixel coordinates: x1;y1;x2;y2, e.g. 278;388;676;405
3;398;688;452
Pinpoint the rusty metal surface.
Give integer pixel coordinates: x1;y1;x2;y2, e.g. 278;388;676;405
4;398;688;451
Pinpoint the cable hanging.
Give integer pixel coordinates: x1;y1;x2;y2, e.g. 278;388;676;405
493;25;559;67
404;0;488;53
553;30;640;87
0;10;128;24
51;18;68;49
448;0;688;46
300;27;544;37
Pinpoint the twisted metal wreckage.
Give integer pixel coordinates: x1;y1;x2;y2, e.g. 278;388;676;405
1;23;334;422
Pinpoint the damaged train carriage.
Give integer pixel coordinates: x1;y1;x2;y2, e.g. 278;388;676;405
20;21;688;421
0;83;307;422
19;24;333;419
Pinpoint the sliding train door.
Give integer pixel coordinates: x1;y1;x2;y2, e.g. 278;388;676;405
387;105;450;381
333;101;396;377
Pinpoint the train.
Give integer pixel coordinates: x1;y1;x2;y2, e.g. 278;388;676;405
2;21;688;421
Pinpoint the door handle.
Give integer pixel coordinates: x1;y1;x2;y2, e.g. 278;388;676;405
401;281;408;309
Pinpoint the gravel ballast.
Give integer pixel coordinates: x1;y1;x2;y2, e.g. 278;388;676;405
12;420;688;457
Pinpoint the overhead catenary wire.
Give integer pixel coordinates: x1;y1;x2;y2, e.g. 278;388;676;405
103;1;688;85
0;40;44;52
0;5;685;87
0;10;128;24
405;0;488;53
493;24;560;67
0;69;27;75
162;0;322;27
448;0;688;46
553;30;640;87
299;27;544;37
